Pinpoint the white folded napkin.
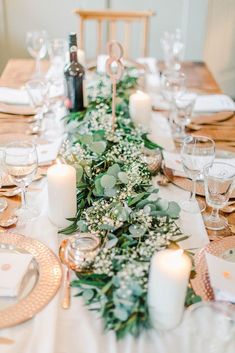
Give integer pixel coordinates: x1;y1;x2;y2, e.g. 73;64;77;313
206;252;235;302
163;150;235;178
0;87;30;105
0;252;33;297
37;138;62;165
194;94;235;113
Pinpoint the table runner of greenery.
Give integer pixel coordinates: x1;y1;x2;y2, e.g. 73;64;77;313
60;69;201;339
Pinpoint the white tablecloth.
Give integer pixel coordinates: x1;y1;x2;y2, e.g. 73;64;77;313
1;114;234;353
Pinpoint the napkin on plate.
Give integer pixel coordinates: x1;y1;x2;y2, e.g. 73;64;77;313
194;94;235;113
0;252;33;297
36;138;63;165
0;87;30;105
206;252;235;302
163;150;235;178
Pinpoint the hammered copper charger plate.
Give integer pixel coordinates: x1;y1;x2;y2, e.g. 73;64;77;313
0;233;62;328
192;236;235;301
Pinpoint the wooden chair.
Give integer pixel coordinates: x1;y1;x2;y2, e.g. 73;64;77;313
74;9;155;58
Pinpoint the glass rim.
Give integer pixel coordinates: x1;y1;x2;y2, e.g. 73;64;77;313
203;161;235;178
182;135;215;146
5;141;37;157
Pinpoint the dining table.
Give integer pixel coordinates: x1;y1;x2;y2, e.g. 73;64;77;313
0;58;235;353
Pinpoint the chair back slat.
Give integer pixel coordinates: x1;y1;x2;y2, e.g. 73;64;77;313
74;9;155;58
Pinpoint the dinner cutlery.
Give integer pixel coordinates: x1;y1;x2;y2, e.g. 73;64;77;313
59;241;71;309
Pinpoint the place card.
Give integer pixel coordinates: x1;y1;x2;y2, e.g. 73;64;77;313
206;252;235;302
0;253;33;297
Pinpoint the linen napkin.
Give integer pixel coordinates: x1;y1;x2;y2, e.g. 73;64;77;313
206;252;235;302
0;252;33;297
36;138;62;165
194;94;235;113
0;87;30;105
163;150;235;178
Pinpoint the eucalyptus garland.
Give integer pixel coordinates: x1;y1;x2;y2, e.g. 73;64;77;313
61;69;201;339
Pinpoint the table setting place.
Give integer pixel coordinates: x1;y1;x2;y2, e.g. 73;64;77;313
0;27;235;353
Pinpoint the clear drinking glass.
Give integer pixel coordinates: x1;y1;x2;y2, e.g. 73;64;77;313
161;29;185;71
184;301;235;353
180;135;215;213
25;79;49;134
161;70;186;131
203;162;235;230
174;92;197;142
0;150;7;212
26;30;48;78
48;38;67;70
4;142;38;224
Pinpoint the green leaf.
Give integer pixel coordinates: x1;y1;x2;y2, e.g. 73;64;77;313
82;289;95;302
113;307;129;321
167;201;181;218
104;187;117;197
76;165;84;183
77;220;88;232
117;172;129;184
100;175;116;188
79;134;93;145
107;164;121;177
90;141;106;154
129;224;146;237
156;199;169;211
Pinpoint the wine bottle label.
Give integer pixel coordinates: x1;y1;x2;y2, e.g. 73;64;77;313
70;45;77;53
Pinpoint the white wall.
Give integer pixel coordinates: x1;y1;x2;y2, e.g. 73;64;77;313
0;0;234;96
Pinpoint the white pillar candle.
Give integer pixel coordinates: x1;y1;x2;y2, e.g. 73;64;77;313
47;164;77;228
148;249;191;330
129;90;151;127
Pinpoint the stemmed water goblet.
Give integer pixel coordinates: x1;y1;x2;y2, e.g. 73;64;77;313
4;142;39;225
203;162;235;230
161;70;186;132
161;29;185;71
26;30;48;78
180;135;215;213
174;92;197;142
25;79;49;135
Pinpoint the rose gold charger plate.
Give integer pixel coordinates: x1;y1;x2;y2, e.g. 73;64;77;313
192;236;235;301
0;233;62;328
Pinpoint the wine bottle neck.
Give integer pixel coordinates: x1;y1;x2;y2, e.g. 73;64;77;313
69;45;78;63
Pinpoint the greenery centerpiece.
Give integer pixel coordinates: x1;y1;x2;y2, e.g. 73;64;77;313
60;69;201;338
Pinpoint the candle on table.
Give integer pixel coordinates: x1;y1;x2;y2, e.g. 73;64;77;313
129;90;151;127
47;164;77;228
148;249;192;330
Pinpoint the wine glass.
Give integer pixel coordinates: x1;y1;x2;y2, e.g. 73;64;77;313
26;30;48;78
0;150;7;212
203;162;235;230
161;70;186;131
25;79;49;134
4;142;38;224
184;301;235;353
180;135;215;213
161;29;185;71
174;92;197;142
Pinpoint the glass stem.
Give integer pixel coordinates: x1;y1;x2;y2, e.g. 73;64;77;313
189;178;196;202
36;56;41;76
210;207;220;222
21;185;27;209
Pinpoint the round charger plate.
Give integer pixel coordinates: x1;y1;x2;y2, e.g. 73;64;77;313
0;233;62;328
192;236;235;301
